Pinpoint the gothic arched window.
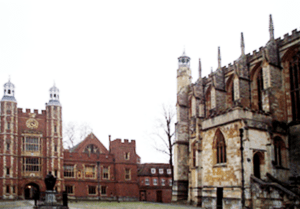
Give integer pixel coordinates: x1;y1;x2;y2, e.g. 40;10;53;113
226;76;234;108
214;130;226;164
274;137;286;167
257;69;264;111
289;52;300;121
84;144;100;154
205;86;212;117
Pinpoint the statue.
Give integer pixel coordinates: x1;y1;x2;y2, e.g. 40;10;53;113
44;171;56;191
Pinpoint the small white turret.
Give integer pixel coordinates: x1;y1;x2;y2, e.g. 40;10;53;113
178;49;190;68
1;78;16;102
48;83;61;106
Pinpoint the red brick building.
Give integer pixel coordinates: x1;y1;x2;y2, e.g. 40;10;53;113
0;81;63;200
138;163;172;203
63;135;140;200
0;81;141;201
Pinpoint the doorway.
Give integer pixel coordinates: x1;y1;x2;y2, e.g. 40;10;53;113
24;183;39;200
156;190;162;202
216;188;223;209
253;153;261;179
140;190;146;201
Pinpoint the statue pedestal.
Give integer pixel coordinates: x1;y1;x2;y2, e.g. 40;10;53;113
44;190;57;205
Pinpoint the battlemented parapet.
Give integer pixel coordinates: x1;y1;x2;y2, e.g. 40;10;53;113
18;108;47;117
110;138;137;163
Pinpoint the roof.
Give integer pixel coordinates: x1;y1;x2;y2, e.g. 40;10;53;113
4;80;15;88
47;99;61;106
138;163;171;176
1;95;17;102
49;85;59;92
68;132;109;154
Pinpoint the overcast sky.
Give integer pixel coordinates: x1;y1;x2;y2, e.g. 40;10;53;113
0;1;299;163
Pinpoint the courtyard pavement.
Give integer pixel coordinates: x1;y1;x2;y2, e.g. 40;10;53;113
0;200;201;209
0;200;34;209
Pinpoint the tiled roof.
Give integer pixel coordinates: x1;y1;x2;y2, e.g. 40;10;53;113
138;163;171;176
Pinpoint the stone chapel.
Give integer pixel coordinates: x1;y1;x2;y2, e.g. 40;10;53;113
172;15;300;208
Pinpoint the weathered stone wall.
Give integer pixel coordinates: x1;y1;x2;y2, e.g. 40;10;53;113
215;89;226;111
177;66;191;93
173;144;188;181
238;78;250;108
289;124;300;177
201;122;243;208
202;122;242;186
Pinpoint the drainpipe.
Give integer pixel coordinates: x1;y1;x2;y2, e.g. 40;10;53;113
97;161;100;200
239;128;245;208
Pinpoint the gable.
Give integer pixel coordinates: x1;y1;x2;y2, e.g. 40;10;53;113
70;133;108;154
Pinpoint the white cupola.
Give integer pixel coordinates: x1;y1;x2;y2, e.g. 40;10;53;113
178;49;190;68
47;83;61;106
1;78;16;102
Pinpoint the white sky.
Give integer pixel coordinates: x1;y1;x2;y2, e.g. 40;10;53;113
0;1;299;163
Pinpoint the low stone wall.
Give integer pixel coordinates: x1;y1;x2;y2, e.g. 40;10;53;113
251;176;300;209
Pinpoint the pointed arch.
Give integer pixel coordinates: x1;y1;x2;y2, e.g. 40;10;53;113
253;151;265;179
205;85;212;117
281;44;299;62
225;74;234;108
288;50;300;121
273;137;287;167
256;68;264;110
250;64;263;111
213;129;226;164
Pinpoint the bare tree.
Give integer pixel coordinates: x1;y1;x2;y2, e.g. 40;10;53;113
79;122;93;141
63;122;92;149
153;104;175;182
63;122;77;149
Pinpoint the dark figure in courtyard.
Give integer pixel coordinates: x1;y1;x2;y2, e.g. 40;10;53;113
33;187;38;206
44;171;57;191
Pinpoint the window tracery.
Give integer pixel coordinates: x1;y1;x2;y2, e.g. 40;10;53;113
214;129;226;164
274;137;286;167
84;144;100;154
257;69;264;111
289;52;300;121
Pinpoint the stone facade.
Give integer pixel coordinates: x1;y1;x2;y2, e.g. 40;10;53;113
173;15;300;208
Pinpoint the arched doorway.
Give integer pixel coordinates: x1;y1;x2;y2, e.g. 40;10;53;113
24;183;39;200
253;153;261;179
